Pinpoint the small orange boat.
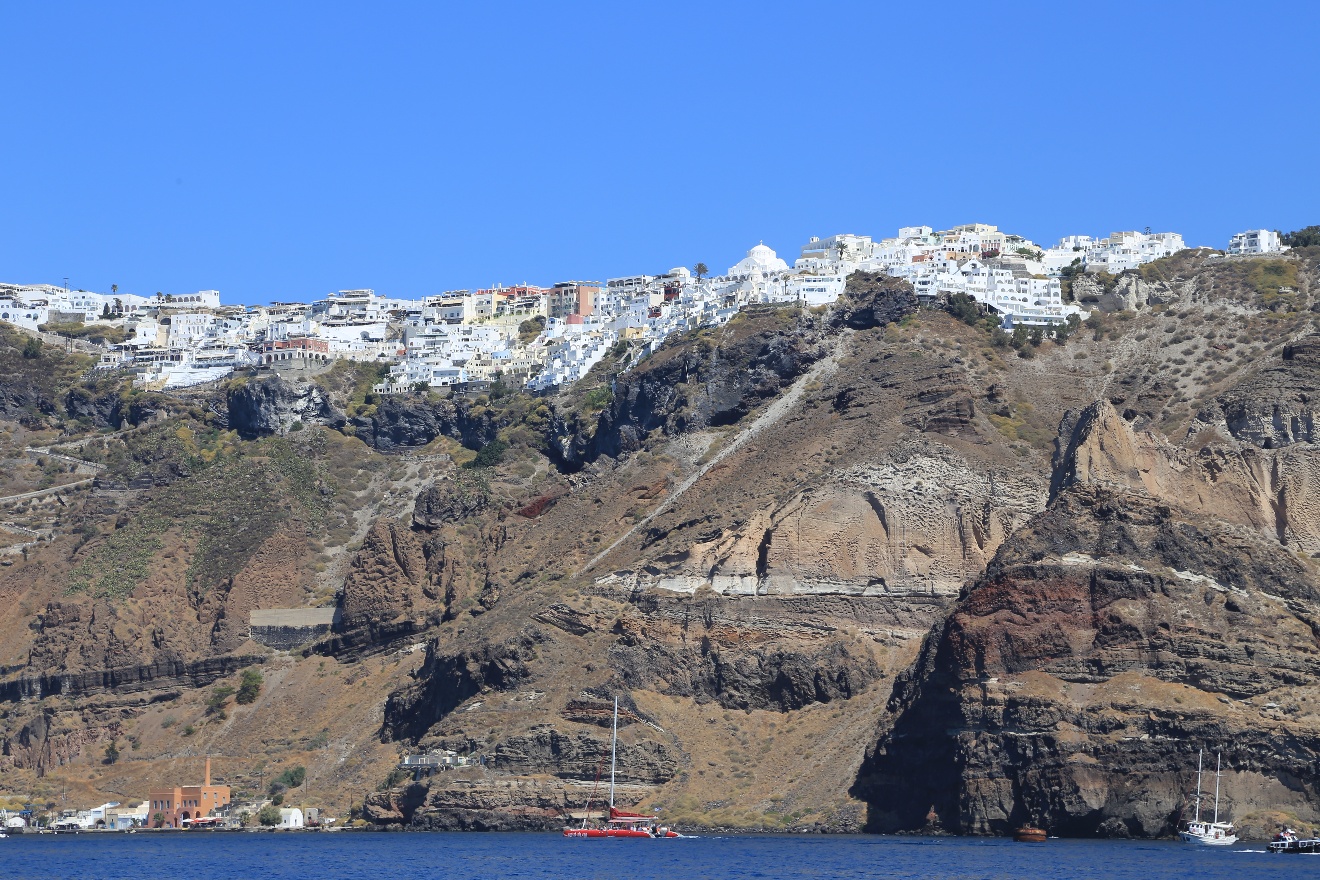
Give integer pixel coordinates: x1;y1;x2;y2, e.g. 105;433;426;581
1014;826;1047;842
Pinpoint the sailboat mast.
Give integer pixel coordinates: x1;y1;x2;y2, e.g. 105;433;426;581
1194;748;1203;822
1213;753;1222;825
609;696;618;809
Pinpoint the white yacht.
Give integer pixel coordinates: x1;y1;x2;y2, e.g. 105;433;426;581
1179;749;1237;845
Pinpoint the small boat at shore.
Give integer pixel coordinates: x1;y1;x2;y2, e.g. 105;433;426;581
1013;826;1047;842
1178;750;1237;846
563;698;680;840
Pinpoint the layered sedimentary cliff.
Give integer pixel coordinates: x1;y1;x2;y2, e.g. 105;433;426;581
2;255;1319;834
854;338;1320;836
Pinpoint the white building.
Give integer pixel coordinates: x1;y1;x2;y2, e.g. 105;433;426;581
1043;230;1186;274
166;313;216;346
727;243;789;278
155;290;222;309
784;272;848;306
0;296;49;330
798;234;874;270
1227;229;1286;255
277;807;304;829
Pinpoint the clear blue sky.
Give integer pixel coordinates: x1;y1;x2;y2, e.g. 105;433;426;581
2;2;1317;304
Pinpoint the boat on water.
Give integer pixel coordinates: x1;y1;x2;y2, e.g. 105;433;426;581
563;806;679;839
563;698;680;840
1013;826;1047;842
1268;827;1320;853
1178;749;1237;846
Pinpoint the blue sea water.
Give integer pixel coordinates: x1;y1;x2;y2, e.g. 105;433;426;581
0;832;1310;880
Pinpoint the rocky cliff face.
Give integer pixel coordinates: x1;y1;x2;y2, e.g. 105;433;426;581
336;520;434;641
1056;340;1320;555
640;437;1042;599
1209;335;1318;449
545;310;826;470
545;273;919;471
854;340;1320;836
383;636;535;743
829;271;919;331
2;255;1319;834
354;395;500;452
226;375;346;439
366;721;681;831
853;486;1320;837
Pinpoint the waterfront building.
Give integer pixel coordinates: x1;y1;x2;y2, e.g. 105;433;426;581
277;808;305;829
147;758;231;828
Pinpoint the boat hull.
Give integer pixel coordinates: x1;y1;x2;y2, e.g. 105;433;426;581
1270;839;1320;854
1013;828;1047;842
1178;831;1238;845
563;827;679;839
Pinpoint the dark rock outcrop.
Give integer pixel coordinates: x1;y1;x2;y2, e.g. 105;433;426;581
829;271;918;331
544;273;913;471
62;387;124;430
226;375;345;439
546;308;826;469
486;726;678;783
364;782;430;824
382;636;536;742
370;723;679;831
353;395;500;453
598;592;920;712
0;653;262;704
610;635;880;712
413;472;489;529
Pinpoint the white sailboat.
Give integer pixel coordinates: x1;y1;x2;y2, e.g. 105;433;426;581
1179;749;1237;845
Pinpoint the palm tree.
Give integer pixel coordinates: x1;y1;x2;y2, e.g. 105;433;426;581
693;263;708;282
835;241;848;261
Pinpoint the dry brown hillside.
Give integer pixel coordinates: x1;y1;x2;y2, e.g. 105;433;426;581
1;250;1318;835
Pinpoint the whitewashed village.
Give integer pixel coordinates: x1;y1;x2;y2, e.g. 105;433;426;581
0;225;1290;394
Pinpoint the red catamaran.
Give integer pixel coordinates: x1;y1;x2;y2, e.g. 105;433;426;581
563;697;680;839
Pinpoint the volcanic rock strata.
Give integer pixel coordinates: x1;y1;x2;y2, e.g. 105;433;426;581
854;352;1320;835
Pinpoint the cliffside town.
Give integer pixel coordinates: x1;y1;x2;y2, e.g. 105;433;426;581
0;228;1317;837
7;222;1271;399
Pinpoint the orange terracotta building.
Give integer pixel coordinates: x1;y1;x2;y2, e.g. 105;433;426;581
148;758;231;828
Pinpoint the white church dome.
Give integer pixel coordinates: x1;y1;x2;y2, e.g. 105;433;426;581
727;242;789;277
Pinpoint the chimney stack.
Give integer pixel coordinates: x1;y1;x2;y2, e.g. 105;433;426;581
205;756;212;786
